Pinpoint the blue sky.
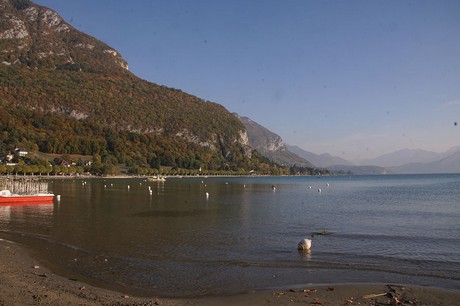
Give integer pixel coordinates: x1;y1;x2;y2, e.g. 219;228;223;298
35;0;460;162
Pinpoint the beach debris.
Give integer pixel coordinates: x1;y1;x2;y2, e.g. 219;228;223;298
362;285;409;305
311;299;323;305
297;238;312;251
123;294;130;299
79;286;86;291
363;293;387;299
302;289;318;293
326;287;335;291
33;265;40;269
39;273;48;278
273;292;285;298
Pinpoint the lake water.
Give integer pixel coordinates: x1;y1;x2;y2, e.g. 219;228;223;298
1;174;459;297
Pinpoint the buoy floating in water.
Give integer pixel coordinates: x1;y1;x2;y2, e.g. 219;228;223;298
318;188;322;193
206;192;209;199
297;238;312;251
56;195;61;201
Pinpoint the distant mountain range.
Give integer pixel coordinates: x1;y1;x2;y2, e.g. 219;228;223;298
359;148;460;167
286;145;352;168
237;115;460;175
388;149;460;174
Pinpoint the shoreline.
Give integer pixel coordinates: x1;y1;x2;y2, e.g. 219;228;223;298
1;238;459;305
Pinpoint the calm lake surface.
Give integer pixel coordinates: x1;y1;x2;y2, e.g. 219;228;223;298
1;174;459;297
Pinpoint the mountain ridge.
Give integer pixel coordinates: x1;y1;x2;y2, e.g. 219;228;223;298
359;148;453;167
235;114;314;167
1;0;128;73
286;145;353;168
388;150;460;174
0;0;281;174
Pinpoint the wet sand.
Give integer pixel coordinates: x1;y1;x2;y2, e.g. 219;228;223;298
1;238;459;306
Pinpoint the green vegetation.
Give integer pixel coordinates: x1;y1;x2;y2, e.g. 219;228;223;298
0;1;329;177
0;68;329;176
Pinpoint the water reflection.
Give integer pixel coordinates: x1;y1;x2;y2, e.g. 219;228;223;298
0;203;54;225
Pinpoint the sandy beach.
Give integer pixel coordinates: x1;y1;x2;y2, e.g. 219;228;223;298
1;238;459;306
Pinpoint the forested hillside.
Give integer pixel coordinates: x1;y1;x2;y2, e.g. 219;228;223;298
0;0;278;174
0;0;329;176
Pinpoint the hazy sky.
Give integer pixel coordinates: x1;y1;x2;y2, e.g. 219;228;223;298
35;0;460;163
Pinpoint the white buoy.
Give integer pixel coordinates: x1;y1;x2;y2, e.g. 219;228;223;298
297;238;312;251
326;183;330;187
318;188;322;193
128;185;130;190
206;192;209;199
308;185;312;189
56;195;61;201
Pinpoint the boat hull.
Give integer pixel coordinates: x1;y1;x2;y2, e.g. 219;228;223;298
0;194;54;204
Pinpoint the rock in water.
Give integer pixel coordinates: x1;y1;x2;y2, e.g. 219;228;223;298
297;238;312;251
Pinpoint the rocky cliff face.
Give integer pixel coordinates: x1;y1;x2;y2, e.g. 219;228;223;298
236;115;284;153
0;0;128;72
235;114;313;167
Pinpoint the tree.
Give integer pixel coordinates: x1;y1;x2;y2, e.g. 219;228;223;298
91;154;103;174
52;165;60;175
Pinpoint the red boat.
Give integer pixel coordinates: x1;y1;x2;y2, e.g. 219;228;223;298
0;189;54;204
